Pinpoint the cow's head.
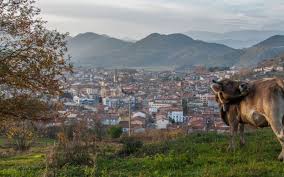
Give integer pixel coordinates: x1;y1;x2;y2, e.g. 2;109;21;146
210;79;250;109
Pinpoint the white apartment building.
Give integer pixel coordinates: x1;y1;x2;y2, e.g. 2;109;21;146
167;110;184;123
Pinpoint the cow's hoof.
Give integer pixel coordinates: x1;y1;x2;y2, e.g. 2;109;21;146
278;151;284;161
239;141;245;148
227;145;236;152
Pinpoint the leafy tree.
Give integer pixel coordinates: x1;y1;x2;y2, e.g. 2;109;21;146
108;125;123;139
0;0;72;121
0;94;59;121
208;66;230;72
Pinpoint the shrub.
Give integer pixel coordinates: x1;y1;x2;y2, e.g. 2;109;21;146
136;141;170;157
45;129;96;177
46;142;94;169
43;126;61;139
119;136;143;156
131;129;185;142
107;126;123;139
6;121;36;151
90;120;106;141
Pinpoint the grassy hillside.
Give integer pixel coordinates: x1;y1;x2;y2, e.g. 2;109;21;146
1;128;284;177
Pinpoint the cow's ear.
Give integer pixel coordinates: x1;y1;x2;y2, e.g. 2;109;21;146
211;83;222;93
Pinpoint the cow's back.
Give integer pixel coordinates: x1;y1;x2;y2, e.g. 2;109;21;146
240;78;284;123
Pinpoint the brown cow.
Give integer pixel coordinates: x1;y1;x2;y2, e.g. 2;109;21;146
212;79;250;151
211;78;284;161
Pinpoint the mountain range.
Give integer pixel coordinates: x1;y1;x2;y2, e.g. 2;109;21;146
185;30;284;49
67;32;284;69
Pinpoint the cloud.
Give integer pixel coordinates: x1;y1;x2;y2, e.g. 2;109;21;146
36;0;284;39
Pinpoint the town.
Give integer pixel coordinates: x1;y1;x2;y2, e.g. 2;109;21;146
3;1;284;176
55;61;284;134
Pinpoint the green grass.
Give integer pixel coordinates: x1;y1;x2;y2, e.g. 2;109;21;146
0;152;45;177
96;128;284;177
1;129;284;177
0;137;55;177
0;136;55;147
0;136;7;146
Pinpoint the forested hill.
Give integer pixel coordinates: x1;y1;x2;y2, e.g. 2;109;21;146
68;33;284;69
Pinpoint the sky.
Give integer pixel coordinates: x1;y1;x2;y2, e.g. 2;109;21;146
37;0;284;39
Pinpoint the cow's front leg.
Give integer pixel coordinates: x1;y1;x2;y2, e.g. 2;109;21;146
227;121;238;152
239;123;245;147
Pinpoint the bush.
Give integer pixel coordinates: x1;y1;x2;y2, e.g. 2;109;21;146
107;126;123;139
90;120;106;141
119;136;143;156
43;126;97;177
6;121;36;151
46;142;94;169
136;141;170;157
43;126;61;139
130;129;185;142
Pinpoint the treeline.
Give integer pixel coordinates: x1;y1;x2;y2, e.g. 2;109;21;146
208;66;230;72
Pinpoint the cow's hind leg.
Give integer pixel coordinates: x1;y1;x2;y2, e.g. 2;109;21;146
275;130;284;161
269;116;284;161
239;123;245;147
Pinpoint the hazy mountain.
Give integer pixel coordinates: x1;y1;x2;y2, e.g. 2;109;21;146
185;30;284;49
119;33;238;67
68;32;238;68
238;35;284;66
67;32;284;69
67;32;132;65
254;35;284;48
